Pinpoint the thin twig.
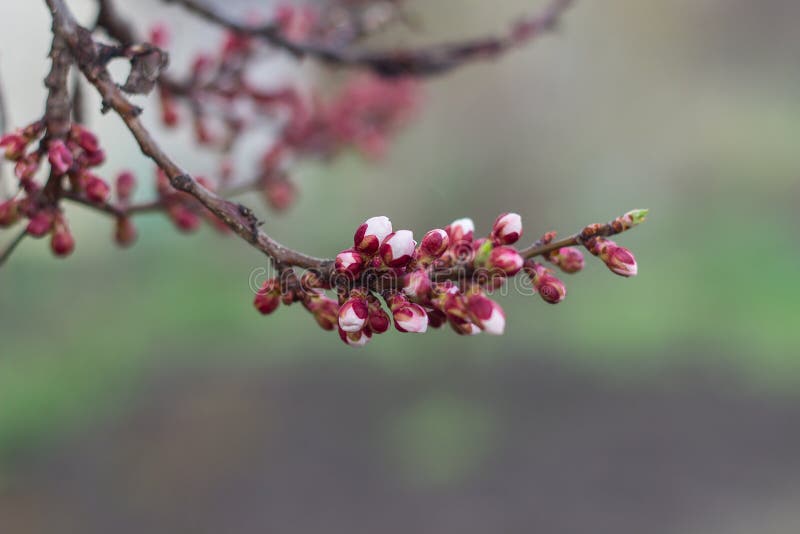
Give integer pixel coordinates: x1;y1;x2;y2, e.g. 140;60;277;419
166;0;576;77
0;229;27;267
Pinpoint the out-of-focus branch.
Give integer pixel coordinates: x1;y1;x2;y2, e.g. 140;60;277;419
165;0;576;77
44;0;332;271
0;229;27;267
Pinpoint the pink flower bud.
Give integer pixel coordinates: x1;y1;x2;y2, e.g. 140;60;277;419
526;262;567;304
26;211;53;238
549;247;585;274
402;269;432;301
338;326;372;347
14;153;40;181
491;212;523;245
254;278;281;315
0;200;20;227
114;217;137;248
263;177;296;211
338;297;369;333
446;217;474;244
0;133;28;160
70;124;100;153
354;215;392;255
116;171;137;202
84;174;111;203
148;23;170;48
391;300;428;333
335;249;365;278
380;230;416;268
418;228;449;260
488;246;523;276
83;149;106;167
47;140;73;175
368;304;391;334
169;205;201;232
305;295;339;331
50;221;75;258
427;308;447;329
466;293;506;335
599;240;638;277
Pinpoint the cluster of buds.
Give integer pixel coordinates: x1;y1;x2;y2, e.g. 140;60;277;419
151;11;420;215
251;210;646;348
0;121;115;257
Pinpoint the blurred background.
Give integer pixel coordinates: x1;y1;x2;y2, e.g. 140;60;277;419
2;0;800;532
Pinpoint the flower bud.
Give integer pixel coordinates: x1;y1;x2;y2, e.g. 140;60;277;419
417;228;449;260
0;133;28;160
491;212;522;245
0;200;20;227
380;229;416;268
116;171;137;203
549;247;585;274
526;262;567;304
254;278;281;315
368;300;391;334
597;239;638;277
114;217;137;248
14;152;40;181
47;139;73;175
263;175;296;211
488;246;523;276
388;295;428;334
305;295;339;330
427;308;447;329
354;215;392;255
169;205;201;232
338;326;372;347
335;249;365;278
26;211;53;238
50;221;75;257
402;269;432;301
70;124;100;153
466;292;506;335
84;174;111;203
338;296;369;333
449;316;481;336
446;217;474;244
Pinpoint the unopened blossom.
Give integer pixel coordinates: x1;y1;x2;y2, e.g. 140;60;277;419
549;247;585;274
50;220;75;258
526;261;567;304
116;171;137;203
338;326;372;347
417;228;449;261
84;174;111;203
587;237;638;277
466;292;506;335
380;229;416;267
402;269;432;301
26;211;53;238
0;200;19;227
354;215;392;255
338;295;369;332
491;212;523;245
447;217;475;244
114;217;137;248
47;139;73;175
388;295;428;333
488;246;523;276
335;249;365;278
304;294;339;330
254;278;282;315
368;299;392;334
0;132;28;160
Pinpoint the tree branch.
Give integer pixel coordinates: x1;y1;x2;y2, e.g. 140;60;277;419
165;0;576;77
45;0;331;272
0;229;27;267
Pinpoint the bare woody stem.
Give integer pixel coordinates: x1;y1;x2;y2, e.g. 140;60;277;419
164;0;576;77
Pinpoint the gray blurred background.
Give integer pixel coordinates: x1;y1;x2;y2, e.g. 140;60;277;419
1;1;800;533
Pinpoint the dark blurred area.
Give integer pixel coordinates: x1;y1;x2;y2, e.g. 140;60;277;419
2;0;800;533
